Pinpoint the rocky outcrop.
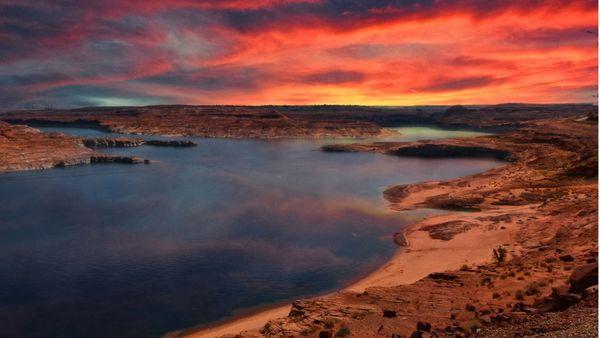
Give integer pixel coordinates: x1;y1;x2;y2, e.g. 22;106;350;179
83;137;145;148
83;137;197;148
90;155;148;164
0;121;93;172
420;220;478;240
0;122;150;172
144;140;197;147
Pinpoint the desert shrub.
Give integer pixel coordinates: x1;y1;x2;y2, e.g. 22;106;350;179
525;283;541;296
261;322;272;334
335;326;350;337
493;246;507;263
515;290;525;300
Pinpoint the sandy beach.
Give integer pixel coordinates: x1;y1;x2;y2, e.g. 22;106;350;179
177;205;521;337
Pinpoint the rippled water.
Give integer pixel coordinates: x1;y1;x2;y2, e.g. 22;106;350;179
0;126;502;337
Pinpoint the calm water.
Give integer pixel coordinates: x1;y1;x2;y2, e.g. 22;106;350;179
0;126;502;337
385;126;490;141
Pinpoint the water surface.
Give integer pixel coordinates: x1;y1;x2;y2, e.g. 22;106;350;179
384;126;491;141
0;126;502;337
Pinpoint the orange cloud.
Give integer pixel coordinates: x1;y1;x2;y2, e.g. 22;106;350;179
0;0;596;108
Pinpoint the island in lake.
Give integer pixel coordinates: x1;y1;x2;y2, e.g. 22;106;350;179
0;104;597;337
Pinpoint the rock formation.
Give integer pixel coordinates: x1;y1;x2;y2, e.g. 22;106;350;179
0;122;148;172
83;137;197;148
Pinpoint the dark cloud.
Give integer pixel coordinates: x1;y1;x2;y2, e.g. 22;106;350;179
300;70;367;84
417;76;501;92
505;27;598;48
139;66;265;91
329;43;434;59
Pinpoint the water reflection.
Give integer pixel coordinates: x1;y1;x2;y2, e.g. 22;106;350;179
0;128;502;337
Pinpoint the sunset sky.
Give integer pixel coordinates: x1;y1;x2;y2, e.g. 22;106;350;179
0;0;597;109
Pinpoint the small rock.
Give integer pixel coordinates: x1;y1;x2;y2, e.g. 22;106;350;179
512;302;535;313
490;313;510;323
410;331;423;338
383;310;397;318
416;321;431;332
559;254;574;262
583;285;598;298
319;331;332;338
427;272;459;282
391;334;406;338
478;314;491;324
537;285;583;311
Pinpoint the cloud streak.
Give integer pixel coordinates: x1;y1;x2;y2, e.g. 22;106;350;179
0;0;596;108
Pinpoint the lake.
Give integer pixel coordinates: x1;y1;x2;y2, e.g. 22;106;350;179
0;126;502;337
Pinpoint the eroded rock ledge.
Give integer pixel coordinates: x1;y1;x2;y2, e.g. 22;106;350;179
83;137;197;148
0;122;148;172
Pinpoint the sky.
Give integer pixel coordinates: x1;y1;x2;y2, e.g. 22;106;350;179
0;0;597;109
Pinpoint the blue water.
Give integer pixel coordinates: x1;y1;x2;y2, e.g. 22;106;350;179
0;127;502;337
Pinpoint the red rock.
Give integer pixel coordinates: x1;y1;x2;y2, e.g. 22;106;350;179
569;263;598;293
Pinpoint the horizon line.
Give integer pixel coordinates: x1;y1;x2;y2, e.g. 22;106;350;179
2;101;597;112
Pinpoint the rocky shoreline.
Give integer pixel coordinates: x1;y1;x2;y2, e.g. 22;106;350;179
0;121;149;172
173;115;597;337
83;137;197;148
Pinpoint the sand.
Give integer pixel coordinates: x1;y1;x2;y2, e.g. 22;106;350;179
180;305;291;338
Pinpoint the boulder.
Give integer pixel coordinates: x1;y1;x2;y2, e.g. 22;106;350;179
383;310;397;318
536;285;582;312
568;263;598;293
559;254;574;262
416;321;432;332
318;330;332;338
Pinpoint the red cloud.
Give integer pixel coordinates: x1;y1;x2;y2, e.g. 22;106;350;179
0;0;596;107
